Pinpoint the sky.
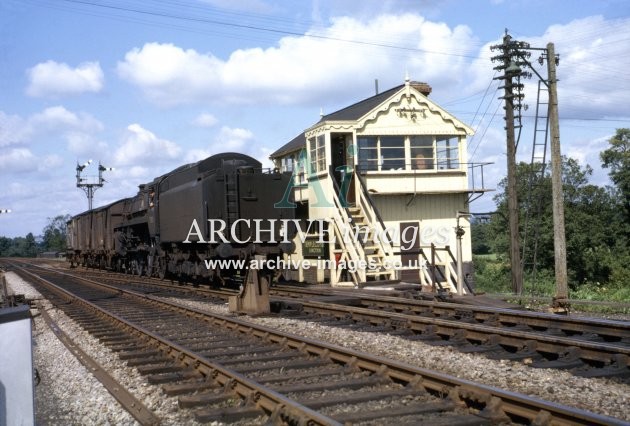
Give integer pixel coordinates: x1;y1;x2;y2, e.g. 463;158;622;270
0;0;629;238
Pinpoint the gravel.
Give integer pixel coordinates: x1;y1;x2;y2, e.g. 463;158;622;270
8;269;628;423
155;295;630;422
4;272;216;426
5;272;138;425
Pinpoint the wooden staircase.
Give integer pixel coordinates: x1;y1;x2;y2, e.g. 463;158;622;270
326;167;395;287
415;244;474;294
345;206;393;281
298;166;470;292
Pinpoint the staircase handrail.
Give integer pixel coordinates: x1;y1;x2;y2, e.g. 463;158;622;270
322;170;366;284
353;165;395;258
417;247;445;292
443;246;474;294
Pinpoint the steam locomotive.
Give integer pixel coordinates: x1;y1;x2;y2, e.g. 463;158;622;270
66;153;295;286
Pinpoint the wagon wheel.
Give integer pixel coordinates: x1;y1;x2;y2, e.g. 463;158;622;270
210;267;226;288
157;257;167;280
145;255;155;278
136;262;144;277
144;263;153;278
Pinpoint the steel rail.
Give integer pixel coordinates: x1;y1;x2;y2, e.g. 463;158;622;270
17;265;627;426
36;301;161;426
278;297;630;366
270;285;630;341
19;262;630;367
53;266;630;345
36;263;238;299
18;267;339;426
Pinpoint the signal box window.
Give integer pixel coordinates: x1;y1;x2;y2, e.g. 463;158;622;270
436;136;460;170
410;136;434;170
358;136;378;171
380;136;405;170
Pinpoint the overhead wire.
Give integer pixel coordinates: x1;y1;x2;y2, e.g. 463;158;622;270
14;0;630;127
468;90;503;162
53;0;483;59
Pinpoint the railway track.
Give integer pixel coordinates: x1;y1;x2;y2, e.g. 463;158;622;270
270;285;630;346
25;262;630;379
268;286;630;378
11;263;625;425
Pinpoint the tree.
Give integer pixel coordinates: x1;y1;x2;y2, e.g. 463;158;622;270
471;220;492;255
24;233;38;257
600;128;630;236
488;156;624;288
42;214;71;252
0;237;12;256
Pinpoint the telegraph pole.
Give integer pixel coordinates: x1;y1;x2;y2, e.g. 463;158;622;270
491;32;568;306
491;33;525;294
546;43;569;309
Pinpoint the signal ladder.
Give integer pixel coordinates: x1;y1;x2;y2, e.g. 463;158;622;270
521;79;550;287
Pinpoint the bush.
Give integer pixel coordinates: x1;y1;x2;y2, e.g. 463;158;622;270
472;254;510;293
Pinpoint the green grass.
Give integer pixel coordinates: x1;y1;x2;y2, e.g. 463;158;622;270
472;254;630;312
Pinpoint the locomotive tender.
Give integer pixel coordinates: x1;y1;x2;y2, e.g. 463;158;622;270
66;152;295;285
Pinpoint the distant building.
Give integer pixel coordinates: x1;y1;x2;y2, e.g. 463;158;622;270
270;78;491;292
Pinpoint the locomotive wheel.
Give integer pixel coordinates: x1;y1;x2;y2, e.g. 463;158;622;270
136;263;144;276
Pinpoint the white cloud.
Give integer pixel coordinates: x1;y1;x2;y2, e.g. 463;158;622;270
0;182;29;199
0;106;105;178
564;133;612;184
1;106;105;156
184;148;214;163
217;126;254;150
117;43;223;106
0;112;31;147
0;148;37;173
183;126;258;163
526;16;630;119
467;16;630;120
38;154;64;172
114;124;182;166
117;15;477;106
65;132;108;157
193;112;218;127
256;146;275;169
127;165;150;179
30;106;104;133
115;13;629;120
26;60;104;98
